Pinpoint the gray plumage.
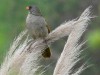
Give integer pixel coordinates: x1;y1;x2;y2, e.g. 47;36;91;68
26;5;51;58
26;13;48;39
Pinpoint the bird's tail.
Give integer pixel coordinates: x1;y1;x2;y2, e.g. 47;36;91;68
42;47;51;58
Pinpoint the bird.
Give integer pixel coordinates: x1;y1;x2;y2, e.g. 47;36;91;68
26;5;51;58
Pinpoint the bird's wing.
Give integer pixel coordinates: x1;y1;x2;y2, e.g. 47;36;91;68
46;25;51;33
42;47;51;58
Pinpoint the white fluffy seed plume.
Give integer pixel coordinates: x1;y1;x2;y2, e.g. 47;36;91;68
53;6;92;75
0;6;93;75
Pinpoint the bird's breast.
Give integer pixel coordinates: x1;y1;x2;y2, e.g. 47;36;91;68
26;14;48;39
26;14;38;24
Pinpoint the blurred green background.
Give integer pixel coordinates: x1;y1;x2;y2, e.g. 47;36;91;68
0;0;100;75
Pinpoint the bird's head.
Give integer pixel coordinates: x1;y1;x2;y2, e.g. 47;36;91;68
26;5;42;16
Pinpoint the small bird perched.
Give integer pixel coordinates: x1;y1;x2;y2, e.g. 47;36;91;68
26;5;51;58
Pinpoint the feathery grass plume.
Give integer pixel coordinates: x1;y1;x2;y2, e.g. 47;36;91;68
0;30;28;75
53;6;92;75
19;39;47;75
0;30;45;75
46;20;75;44
0;6;93;75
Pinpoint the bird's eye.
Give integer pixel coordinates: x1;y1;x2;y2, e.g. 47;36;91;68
26;6;32;10
29;6;32;10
